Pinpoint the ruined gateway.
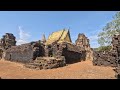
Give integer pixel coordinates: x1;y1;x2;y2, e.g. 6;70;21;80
0;29;93;69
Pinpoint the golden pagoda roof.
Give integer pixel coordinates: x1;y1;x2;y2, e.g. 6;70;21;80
45;29;72;45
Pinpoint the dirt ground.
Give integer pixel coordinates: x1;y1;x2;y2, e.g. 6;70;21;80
0;59;116;79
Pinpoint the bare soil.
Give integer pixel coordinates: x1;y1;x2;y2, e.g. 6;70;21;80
0;59;116;79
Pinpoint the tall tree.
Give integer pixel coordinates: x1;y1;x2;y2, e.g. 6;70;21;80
98;12;120;46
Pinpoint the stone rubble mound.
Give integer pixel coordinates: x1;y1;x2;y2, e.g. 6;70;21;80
24;56;66;70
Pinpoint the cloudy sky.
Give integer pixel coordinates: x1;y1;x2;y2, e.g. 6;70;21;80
0;11;116;48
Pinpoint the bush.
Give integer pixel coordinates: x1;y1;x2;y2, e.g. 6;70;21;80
94;46;112;52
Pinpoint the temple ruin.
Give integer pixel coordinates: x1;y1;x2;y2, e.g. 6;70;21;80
0;33;16;60
1;29;120;79
0;29;93;69
75;33;93;61
0;33;16;50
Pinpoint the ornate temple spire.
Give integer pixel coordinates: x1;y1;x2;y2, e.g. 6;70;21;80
41;34;46;43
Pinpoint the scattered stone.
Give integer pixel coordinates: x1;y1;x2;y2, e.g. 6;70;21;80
24;56;66;70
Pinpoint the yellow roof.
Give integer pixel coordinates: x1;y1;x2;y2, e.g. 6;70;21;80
45;29;72;45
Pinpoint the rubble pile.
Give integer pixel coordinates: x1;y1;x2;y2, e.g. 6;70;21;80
24;56;66;70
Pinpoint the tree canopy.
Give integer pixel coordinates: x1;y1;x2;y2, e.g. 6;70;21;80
98;12;120;46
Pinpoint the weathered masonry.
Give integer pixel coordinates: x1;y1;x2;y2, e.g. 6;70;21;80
92;34;120;78
93;34;120;67
0;33;16;60
25;29;93;69
44;30;93;63
0;29;93;69
4;41;45;63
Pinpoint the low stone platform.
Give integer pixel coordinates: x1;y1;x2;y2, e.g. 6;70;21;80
24;56;66;70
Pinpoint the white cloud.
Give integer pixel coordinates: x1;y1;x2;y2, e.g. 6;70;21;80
16;26;31;45
17;39;28;45
89;35;98;41
90;41;100;48
87;29;101;48
88;35;99;48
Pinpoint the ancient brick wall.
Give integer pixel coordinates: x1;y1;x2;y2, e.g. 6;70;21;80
0;33;16;50
61;42;85;64
111;34;120;78
93;34;120;67
44;33;92;63
31;41;45;60
4;41;45;63
45;42;85;64
93;51;117;67
62;48;84;64
75;33;93;61
4;44;33;63
0;49;3;60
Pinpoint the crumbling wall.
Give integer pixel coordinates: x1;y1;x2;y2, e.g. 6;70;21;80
111;34;120;78
0;33;16;50
4;41;45;63
0;49;3;60
93;34;120;67
61;42;85;64
43;33;92;64
31;41;45;60
45;42;84;64
0;33;45;63
62;48;83;64
0;33;16;60
4;44;33;63
75;33;93;61
93;51;117;67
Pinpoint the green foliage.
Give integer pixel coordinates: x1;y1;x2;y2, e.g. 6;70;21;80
94;46;112;52
98;12;120;46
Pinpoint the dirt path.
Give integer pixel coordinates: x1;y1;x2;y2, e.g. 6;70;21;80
0;59;116;79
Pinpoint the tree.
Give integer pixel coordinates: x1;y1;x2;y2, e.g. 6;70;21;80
98;12;120;46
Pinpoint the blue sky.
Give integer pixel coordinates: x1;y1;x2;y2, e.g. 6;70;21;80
0;11;117;48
